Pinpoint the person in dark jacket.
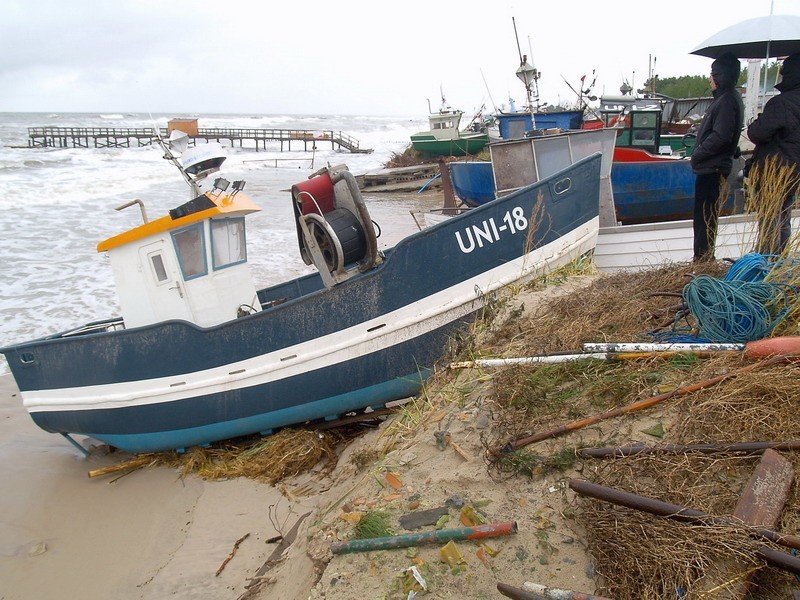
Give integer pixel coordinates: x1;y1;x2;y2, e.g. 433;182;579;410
690;52;744;261
747;52;800;254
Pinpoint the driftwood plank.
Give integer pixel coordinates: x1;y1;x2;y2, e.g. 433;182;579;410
715;448;795;599
733;448;794;526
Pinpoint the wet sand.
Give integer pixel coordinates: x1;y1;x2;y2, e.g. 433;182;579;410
0;374;316;600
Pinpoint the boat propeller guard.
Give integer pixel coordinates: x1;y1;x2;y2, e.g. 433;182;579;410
291;165;381;286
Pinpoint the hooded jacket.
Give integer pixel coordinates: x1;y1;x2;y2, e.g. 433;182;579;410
691;54;744;176
747;52;800;170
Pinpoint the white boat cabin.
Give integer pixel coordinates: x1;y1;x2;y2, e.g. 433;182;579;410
424;109;464;141
97;184;262;329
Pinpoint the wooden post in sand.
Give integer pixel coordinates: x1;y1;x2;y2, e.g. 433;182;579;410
438;158;458;216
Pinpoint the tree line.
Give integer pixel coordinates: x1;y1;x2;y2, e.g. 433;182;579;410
645;61;781;98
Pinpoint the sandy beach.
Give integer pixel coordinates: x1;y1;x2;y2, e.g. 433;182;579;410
5;268;795;598
0;372;324;599
0;280;603;600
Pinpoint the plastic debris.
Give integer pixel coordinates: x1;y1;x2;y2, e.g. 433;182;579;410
401;565;427;595
439;540;466;567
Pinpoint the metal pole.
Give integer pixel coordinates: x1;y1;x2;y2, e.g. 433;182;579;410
582;342;743;353
330;521;517;555
578;440;800;459
569;479;800;551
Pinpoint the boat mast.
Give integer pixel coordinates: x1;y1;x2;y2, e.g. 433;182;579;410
512;17;539;128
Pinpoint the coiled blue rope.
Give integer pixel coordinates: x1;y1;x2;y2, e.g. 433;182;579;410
646;253;799;343
723;252;774;282
683;275;793;343
649;331;710;343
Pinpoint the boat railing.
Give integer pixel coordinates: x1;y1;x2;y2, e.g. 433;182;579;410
47;318;126;339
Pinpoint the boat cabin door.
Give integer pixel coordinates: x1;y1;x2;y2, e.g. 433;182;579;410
136;241;195;324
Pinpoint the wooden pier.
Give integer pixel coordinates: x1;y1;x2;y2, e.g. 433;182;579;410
26;126;372;153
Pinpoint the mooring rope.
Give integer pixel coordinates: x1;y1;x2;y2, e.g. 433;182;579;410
643;254;800;344
722;252;775;283
683;274;793;343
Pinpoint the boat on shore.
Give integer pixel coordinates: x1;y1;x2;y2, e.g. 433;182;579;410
0;134;601;454
456;83;729;224
491;109;584;140
449;146;740;225
593;211;800;272
410;101;489;158
422;129;760;273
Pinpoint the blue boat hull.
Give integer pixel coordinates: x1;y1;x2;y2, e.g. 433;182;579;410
1;156;602;453
448;161;497;207
610;160;734;224
450;159;736;225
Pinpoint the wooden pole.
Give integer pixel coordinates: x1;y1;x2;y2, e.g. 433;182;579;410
725;449;796;595
438;158;458;216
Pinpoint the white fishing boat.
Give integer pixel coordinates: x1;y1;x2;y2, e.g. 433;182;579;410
0;132;602;454
593;211;800;272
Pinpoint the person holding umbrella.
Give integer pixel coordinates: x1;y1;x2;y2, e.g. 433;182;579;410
690;52;745;261
746;52;800;255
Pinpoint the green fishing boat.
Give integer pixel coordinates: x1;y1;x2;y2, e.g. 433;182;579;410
410;105;489;158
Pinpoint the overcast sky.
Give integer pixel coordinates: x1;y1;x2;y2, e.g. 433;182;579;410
2;0;799;116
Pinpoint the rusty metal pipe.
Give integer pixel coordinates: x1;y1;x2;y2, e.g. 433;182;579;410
522;581;614;600
578;440;800;459
569;479;800;551
757;545;800;575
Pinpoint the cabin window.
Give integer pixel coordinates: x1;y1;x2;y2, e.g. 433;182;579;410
171;224;207;280
210;218;247;270
150;253;168;282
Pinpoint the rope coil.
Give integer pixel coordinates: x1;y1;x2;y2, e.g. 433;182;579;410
683;274;793;343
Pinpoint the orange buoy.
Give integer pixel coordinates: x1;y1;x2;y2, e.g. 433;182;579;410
743;336;800;359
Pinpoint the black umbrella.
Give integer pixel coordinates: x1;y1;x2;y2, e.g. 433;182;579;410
691;14;800;59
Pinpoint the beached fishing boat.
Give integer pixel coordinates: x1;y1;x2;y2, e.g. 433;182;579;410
450;146;739;224
410;104;489;158
593;211;800;272
0;135;601;454
492;109;584;140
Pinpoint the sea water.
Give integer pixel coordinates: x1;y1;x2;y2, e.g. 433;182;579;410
0;112;436;375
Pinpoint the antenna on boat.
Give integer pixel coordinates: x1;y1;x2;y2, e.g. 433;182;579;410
561;74;601;120
512;17;524;66
151;127;199;194
647;54;658;96
439;85;449;111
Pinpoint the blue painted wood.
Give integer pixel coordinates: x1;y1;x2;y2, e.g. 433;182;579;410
496;111;584;138
449;158;736;225
449;161;496;207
